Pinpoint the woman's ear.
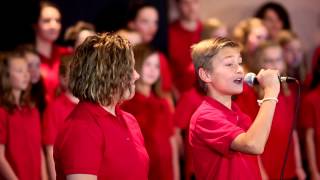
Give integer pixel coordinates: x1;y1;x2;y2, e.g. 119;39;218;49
199;67;212;83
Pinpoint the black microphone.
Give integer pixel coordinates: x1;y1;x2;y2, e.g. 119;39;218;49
244;72;297;86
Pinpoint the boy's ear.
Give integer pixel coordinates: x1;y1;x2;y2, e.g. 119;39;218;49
199;67;212;83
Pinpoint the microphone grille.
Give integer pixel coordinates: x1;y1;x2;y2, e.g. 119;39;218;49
244;72;256;86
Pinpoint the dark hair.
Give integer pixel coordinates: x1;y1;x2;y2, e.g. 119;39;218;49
255;2;291;30
33;0;61;25
0;51;32;112
16;43;38;55
127;2;157;23
69;32;134;106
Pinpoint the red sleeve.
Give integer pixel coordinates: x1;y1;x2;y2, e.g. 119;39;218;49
42;104;56;145
193;113;244;155
0;108;8;144
58;121;103;175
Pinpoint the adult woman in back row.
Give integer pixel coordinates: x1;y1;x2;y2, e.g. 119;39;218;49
34;1;72;104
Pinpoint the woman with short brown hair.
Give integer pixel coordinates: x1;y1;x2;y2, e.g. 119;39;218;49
54;33;148;180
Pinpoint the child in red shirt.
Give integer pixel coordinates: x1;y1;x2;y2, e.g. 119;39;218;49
43;55;78;180
127;3;173;96
189;37;280;180
0;51;47;179
169;0;202;95
122;44;179;180
301;58;320;180
253;41;305;180
17;44;47;116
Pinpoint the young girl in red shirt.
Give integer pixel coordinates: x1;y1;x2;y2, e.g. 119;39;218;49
0;51;47;180
122;44;179;180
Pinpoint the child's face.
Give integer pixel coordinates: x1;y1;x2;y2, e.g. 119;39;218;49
283;39;303;67
260;46;285;73
247;25;268;52
9;57;30;92
130;7;158;43
140;53;160;86
206;47;244;96
37;6;61;43
179;0;200;21
25;52;41;84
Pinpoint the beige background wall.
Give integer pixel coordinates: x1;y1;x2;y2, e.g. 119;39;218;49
169;0;320;60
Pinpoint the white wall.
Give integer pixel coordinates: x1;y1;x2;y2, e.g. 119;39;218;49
169;0;320;60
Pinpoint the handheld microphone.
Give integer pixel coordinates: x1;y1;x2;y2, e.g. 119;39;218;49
244;72;296;86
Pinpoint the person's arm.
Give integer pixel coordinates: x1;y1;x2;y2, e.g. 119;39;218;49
67;174;97;180
0;145;18;180
41;147;49;180
46;145;56;180
231;69;280;154
293;130;306;180
170;129;181;180
306;128;320;180
258;156;269;180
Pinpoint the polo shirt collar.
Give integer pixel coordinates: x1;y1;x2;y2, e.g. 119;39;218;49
78;101;122;119
204;96;240;116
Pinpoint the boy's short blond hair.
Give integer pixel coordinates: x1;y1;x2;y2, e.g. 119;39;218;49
191;37;239;93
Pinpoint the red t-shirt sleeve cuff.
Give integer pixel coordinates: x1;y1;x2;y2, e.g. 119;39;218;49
63;168;98;176
223;129;244;155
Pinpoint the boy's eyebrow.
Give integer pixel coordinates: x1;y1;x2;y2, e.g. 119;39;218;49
223;54;241;59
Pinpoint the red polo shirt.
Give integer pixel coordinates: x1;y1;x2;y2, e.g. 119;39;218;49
301;85;320;170
121;92;174;180
0;106;42;180
42;93;77;145
39;45;73;104
54;101;149;180
189;97;261;180
168;20;202;94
